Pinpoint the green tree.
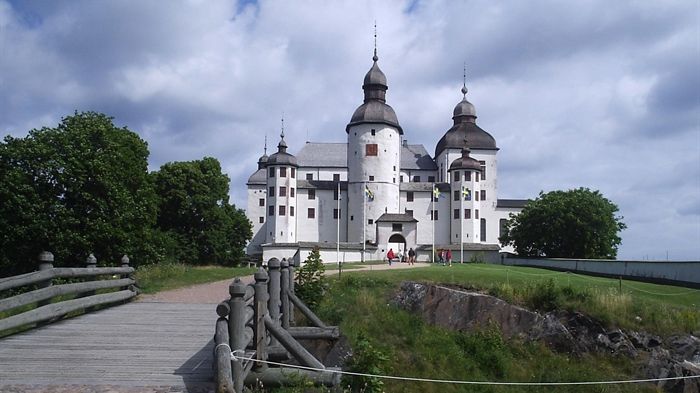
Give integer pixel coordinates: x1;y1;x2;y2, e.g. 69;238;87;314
152;157;251;265
295;247;327;310
0;112;158;276
499;188;626;259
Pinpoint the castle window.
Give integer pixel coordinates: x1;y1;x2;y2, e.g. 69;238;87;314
366;144;378;156
269;167;275;177
333;209;341;219
476;172;480;182
368;219;373;225
279;187;287;197
481;190;486;201
453;190;459;201
306;173;313;180
454;171;460;182
369;175;375;181
268;205;274;216
400;175;404;182
371;129;376;136
291;168;296;178
269;187;275;197
259;217;264;223
453;209;459;219
465;171;471;181
333;173;340;182
333;189;339;200
412;175;420;182
465;209;471;219
308;208;315;219
407;191;414;202
290;188;295;197
431;210;439;220
480;218;486;241
290;206;295;216
475;191;479;201
259;198;264;207
279;205;286;216
428;176;435;182
308;189;316;200
479;161;486;180
392;223;402;232
500;219;508;238
280;167;287;177
350;215;354;221
475;209;479;219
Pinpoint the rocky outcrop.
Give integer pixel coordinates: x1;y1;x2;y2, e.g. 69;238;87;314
392;281;700;392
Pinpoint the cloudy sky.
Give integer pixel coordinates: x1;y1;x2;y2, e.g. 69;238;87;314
1;0;698;260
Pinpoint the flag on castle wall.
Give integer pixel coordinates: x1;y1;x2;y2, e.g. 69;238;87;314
365;186;374;201
433;187;441;199
462;186;471;201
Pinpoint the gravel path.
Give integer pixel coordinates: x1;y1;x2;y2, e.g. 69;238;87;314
137;262;429;304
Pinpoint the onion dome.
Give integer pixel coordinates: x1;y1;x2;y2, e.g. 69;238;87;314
435;84;497;157
267;131;298;167
346;50;403;134
449;143;482;172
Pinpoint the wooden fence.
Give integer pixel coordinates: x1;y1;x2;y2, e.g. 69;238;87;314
0;251;138;333
214;258;340;393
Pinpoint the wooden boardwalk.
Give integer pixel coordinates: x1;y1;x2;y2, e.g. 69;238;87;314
0;302;216;389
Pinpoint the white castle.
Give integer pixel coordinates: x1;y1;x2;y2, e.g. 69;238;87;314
246;49;527;264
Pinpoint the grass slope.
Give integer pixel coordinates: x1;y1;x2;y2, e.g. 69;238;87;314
134;263;256;294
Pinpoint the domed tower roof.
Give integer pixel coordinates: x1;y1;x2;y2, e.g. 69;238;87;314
267;126;298;167
435;83;497;157
346;49;403;134
449;141;482;172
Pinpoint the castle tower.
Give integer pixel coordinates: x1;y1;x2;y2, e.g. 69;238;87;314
449;143;482;244
265;127;298;244
346;48;403;244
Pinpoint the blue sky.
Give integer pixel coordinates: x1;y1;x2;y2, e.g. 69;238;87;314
1;0;698;260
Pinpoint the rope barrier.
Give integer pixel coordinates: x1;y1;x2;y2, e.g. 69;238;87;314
231;354;699;386
621;282;700;296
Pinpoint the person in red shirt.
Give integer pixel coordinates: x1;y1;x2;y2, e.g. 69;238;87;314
386;248;395;265
446;249;452;266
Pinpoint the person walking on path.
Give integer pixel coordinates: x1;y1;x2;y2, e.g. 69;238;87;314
446;249;452;266
387;248;395;266
408;247;416;265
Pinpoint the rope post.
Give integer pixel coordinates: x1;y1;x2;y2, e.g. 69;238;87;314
120;254;130;268
37;251;54;308
253;267;269;369
229;278;247;393
280;259;290;330
86;253;97;269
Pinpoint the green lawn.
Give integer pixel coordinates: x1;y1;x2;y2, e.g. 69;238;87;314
339;263;699;335
312;265;700;393
134;263;256;294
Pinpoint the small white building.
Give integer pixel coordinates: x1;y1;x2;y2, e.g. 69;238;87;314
246;50;528;264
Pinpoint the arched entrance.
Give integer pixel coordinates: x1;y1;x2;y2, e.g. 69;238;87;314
388;234;406;261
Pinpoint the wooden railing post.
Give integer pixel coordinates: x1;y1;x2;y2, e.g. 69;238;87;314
84;253;98;312
267;258;282;340
229;278;247;393
37;251;54;308
280;259;290;330
253;268;269;369
289;259;296;322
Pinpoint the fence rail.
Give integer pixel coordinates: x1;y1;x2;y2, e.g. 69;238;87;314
0;251;138;333
214;258;340;393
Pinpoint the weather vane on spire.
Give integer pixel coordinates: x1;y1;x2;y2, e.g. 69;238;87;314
462;62;468;98
264;133;267;155
373;21;378;62
280;113;285;139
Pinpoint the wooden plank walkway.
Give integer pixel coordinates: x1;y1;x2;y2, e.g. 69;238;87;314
0;302;216;389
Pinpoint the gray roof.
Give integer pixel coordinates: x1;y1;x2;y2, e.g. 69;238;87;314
247;168;266;185
415;243;500;251
496;199;529;209
263;242;377;251
297;180;348;190
295;142;436;171
347;101;403;134
376;213;418;223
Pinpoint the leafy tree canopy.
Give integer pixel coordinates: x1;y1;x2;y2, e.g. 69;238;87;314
152;157;251;265
295;247;327;311
499;188;626;259
0;112;158;275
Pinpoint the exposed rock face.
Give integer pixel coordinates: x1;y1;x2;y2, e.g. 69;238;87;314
392;281;700;392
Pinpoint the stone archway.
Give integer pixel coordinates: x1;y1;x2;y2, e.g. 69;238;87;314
388;233;407;261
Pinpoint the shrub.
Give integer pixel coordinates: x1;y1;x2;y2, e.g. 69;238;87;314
343;331;389;393
295;247;327;311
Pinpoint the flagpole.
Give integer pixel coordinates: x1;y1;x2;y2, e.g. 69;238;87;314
363;181;366;263
337;182;341;275
460;185;464;264
431;183;435;263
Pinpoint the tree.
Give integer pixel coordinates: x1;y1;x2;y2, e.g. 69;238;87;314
152;157;251;265
295;247;327;311
499;188;626;259
0;112;158;276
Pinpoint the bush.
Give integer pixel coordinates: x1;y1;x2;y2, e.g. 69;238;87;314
295;247;327;311
343;331;389;393
527;278;560;311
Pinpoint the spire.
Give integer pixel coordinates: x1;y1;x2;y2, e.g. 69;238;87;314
373;21;378;62
264;133;268;156
462;62;468;98
277;115;287;153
